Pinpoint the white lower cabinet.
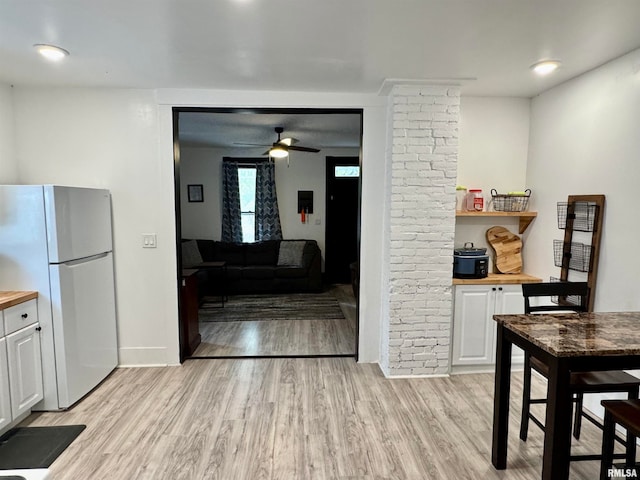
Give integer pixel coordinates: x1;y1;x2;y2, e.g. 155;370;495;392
0;338;12;431
451;284;525;372
6;323;43;418
0;297;43;434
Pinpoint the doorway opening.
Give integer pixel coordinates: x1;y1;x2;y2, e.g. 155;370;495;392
172;107;363;361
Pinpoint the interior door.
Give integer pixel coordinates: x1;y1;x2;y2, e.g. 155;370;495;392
325;157;360;284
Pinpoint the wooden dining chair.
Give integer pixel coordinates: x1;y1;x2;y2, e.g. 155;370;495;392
520;282;640;449
600;399;640;480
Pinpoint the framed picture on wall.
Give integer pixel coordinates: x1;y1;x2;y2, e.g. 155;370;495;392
188;184;204;202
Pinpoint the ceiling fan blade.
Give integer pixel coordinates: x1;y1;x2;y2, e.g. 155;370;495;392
287;145;320;153
277;137;299;146
234;142;269;147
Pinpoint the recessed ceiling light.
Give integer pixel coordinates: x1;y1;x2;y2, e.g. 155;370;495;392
34;44;69;61
530;60;561;76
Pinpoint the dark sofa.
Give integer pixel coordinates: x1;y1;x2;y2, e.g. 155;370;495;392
182;239;322;297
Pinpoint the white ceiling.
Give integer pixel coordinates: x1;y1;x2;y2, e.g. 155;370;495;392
2;0;640;148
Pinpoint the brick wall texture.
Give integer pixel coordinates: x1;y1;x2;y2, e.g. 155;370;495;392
383;84;460;376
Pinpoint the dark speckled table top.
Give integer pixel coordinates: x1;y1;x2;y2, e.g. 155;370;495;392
493;312;640;357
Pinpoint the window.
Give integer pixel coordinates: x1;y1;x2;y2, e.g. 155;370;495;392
334;165;360;178
238;166;256;243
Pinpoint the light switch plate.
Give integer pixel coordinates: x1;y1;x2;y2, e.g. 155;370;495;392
142;234;157;248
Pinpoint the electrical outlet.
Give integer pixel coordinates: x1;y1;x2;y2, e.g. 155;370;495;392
142;234;157;248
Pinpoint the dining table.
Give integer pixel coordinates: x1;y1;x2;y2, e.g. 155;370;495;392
491;311;640;480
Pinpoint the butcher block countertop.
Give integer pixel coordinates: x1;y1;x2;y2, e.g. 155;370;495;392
453;273;542;285
0;291;38;310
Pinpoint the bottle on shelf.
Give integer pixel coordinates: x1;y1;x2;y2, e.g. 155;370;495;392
465;189;484;211
456;186;467;211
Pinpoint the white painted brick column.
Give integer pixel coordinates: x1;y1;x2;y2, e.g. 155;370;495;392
381;84;459;376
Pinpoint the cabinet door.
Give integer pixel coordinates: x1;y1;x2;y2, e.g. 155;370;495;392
495;285;525;363
452;285;495;365
6;324;43;418
0;339;12;430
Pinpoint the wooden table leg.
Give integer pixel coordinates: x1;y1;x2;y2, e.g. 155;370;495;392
492;324;512;469
543;357;572;480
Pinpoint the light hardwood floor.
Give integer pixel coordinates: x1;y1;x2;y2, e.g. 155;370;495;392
192;285;357;357
24;358;612;479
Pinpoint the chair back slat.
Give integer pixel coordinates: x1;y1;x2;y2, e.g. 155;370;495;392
522;281;589;314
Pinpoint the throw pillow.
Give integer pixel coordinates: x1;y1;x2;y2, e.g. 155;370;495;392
277;241;306;267
181;240;203;267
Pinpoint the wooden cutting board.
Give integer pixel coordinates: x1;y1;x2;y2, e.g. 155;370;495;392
486;226;522;274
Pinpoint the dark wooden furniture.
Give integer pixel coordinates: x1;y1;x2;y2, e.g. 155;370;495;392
555;194;605;311
520;281;588;441
492;312;640;480
195;261;227;307
520;282;640;445
600;399;640;480
181;269;201;356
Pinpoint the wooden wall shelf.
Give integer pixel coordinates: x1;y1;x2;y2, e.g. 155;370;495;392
453;273;542;286
455;211;537;234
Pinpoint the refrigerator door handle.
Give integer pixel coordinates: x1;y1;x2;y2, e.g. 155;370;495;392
57;252;111;266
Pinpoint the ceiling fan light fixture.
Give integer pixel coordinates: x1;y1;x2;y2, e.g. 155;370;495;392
530;60;561;76
269;146;289;158
34;44;70;61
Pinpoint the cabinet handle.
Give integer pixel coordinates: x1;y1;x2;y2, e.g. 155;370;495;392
498;287;503;291
35;326;42;331
492;287;496;291
21;313;28;319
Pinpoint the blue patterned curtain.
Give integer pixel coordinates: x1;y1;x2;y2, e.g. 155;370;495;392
221;161;243;243
255;161;282;241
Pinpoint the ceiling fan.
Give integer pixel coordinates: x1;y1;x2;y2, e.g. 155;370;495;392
263;127;320;158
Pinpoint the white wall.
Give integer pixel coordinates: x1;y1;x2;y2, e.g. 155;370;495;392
180;144;359;268
525;48;640;309
10;86;386;365
456;97;531;270
12;87;180;366
180;147;224;240
525;48;640;415
0;84;18;183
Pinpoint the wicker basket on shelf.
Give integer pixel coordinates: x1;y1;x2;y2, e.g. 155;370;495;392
490;189;531;212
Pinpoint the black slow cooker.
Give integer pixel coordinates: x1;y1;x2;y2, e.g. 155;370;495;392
453;243;489;279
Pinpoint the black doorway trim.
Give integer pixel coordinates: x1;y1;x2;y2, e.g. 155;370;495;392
172;106;364;362
187;354;356;360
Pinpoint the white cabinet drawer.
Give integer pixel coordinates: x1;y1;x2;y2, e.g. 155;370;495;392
4;299;38;335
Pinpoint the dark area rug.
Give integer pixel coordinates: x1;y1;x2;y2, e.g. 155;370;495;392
0;425;86;469
199;292;346;322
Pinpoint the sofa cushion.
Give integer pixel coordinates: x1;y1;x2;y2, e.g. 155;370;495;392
277;241;307;267
217;242;245;265
181;240;203;267
242;266;275;279
226;266;243;281
275;266;307;278
196;239;217;262
245;240;279;265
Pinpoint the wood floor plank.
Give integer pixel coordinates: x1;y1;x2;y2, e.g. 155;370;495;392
192;285;357;357
22;358;611;479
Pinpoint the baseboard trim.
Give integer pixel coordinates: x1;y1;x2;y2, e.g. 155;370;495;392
118;347;170;367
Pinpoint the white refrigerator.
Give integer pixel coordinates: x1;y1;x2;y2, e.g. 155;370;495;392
0;185;118;410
